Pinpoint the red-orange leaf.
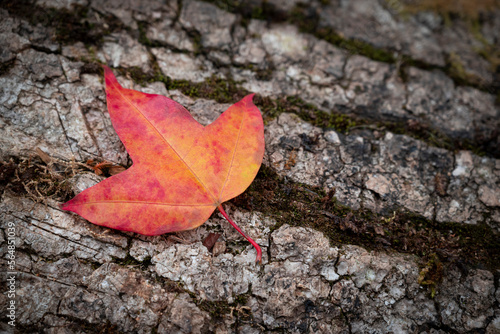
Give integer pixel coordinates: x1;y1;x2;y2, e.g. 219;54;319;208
61;66;265;262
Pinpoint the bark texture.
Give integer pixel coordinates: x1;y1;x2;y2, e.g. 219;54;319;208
1;0;499;333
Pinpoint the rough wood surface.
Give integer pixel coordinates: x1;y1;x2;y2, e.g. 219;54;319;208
1;0;499;333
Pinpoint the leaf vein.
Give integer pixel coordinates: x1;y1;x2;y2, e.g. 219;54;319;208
218;114;245;200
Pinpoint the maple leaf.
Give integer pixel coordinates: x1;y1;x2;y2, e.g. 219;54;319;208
61;66;265;262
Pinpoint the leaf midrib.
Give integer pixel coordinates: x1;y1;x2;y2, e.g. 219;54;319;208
74;200;215;207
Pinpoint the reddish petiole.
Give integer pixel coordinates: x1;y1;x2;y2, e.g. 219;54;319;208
217;205;262;264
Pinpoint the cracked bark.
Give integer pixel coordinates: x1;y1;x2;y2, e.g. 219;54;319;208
0;0;499;333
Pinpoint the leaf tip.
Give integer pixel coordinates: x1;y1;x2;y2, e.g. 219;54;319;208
101;65;120;88
101;64;111;73
60;198;77;213
239;93;259;112
244;93;256;103
59;201;69;211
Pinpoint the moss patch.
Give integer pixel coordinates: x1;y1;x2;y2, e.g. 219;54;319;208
196;292;253;322
122;66;249;104
112;254;153;271
443;51;493;89
255;95;361;132
418;253;444;298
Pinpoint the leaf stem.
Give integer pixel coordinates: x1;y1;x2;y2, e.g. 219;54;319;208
217;205;262;264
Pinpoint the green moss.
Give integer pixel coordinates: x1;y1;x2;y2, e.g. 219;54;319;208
196;292;253;320
197;300;231;319
112;254;152;270
188;31;203;54
233;293;249;305
122;66;250;103
469;20;500;82
446;52;472;84
137;21;153;47
418;253;443;298
255;95;362;133
319;29;396;64
172;76;247;102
